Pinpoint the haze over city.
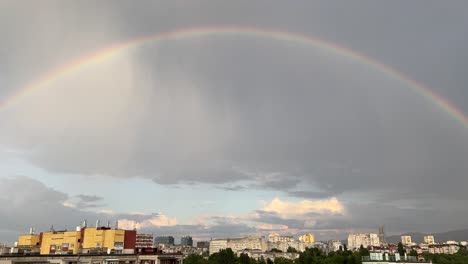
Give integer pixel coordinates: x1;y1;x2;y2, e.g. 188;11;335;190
1;1;468;245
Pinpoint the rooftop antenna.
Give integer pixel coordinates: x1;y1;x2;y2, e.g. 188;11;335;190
50;225;55;232
107;220;110;228
115;220;119;230
96;220;100;228
82;219;87;228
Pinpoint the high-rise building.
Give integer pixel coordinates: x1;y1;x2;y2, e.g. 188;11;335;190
401;236;412;245
378;226;385;244
180;236;193;247
347;233;379;249
209;237;267;254
299;234;315;244
197;241;209;249
424;235;435;244
268;233;294;243
154;236;175;245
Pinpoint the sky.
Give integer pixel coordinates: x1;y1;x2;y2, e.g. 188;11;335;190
1;1;468;244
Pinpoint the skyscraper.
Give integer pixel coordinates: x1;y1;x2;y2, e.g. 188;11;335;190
180;236;193;247
154;236;175;245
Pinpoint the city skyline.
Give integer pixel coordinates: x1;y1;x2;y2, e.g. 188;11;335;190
1;1;468;244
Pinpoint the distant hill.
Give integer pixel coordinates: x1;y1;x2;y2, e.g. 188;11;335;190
385;229;468;244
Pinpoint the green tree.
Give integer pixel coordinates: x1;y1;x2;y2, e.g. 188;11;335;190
273;257;294;264
208;248;236;264
397;242;405;256
409;249;418;257
286;246;298;253
266;258;273;264
239;253;251;264
184;254;208;264
270;248;282;253
358;245;369;256
257;257;266;264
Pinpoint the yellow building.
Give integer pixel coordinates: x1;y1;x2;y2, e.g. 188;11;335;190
40;230;82;255
17;234;40;247
299;233;315;243
82;228;125;252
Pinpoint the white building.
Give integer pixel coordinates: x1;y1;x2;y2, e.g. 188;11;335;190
209;239;228;254
423;235;435;244
326;240;342;253
268;233;294;243
401;236;412;245
348;233;380;250
209;237;267;254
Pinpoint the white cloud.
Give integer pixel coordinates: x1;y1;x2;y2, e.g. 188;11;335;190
261;197;345;217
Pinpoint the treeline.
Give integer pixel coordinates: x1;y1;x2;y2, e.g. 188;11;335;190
422;247;468;264
184;247;468;264
183;248;365;264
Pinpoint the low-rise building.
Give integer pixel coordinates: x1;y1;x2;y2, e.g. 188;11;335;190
136;234;154;249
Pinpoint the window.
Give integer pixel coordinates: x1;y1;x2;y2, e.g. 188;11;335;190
114;242;124;248
96;242;101;247
70;243;74;248
62;243;69;248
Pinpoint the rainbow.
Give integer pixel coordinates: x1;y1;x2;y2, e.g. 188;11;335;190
2;26;468;129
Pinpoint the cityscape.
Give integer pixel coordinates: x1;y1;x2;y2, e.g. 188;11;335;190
2;1;468;264
1;221;467;263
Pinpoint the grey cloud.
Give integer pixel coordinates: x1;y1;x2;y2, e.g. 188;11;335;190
1;0;468;235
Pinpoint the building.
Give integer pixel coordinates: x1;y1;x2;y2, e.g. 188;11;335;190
196;241;209;249
0;252;183;264
180;236;193;247
209;239;228;254
40;229;83;254
325;240;342;253
155;236;175;246
401;236;412;245
348;233;380;250
136;234;154;248
268;233;294;243
209;237;267;254
423;235;435;244
15;225;136;255
362;253;429;263
299;234;315;244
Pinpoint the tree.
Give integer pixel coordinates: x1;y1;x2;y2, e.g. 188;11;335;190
397;242;405;256
270;248;282;253
286;246;298;253
266;258;273;264
273;257;293;264
343;244;348;252
239;253;250;264
208;248;236;264
359;245;369;256
184;254;208;264
257;257;266;264
409;249;418;257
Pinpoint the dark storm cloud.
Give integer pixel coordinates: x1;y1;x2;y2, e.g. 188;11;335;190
1;0;468;235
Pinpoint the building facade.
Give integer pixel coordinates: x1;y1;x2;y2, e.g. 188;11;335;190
154;236;175;246
209;237;267;254
299;234;315;244
348;233;380;250
180;236;193;247
423;235;435;244
401;236;412;245
136;234;154;248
